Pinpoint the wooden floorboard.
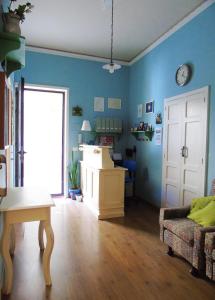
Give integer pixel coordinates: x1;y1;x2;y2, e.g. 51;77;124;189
2;199;215;300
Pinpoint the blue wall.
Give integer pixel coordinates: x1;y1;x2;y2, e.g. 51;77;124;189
128;3;215;206
13;2;215;207
15;52;129;162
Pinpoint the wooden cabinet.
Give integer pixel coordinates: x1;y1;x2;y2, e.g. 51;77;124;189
80;145;126;219
0;72;12;149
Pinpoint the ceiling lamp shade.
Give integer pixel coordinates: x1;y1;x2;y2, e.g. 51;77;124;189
103;0;121;74
81;120;92;131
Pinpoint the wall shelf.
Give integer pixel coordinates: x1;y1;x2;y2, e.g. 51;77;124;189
0;32;25;76
131;130;154;141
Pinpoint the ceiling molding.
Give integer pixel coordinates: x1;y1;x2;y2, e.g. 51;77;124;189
25;0;214;67
129;0;215;66
26;46;129;66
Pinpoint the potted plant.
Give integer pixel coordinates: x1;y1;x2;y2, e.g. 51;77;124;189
2;0;34;34
69;151;81;200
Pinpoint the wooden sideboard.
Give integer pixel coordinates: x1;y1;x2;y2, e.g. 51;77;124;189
80;145;126;219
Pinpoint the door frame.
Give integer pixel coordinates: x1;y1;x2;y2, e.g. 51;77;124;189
24;83;69;197
161;86;209;207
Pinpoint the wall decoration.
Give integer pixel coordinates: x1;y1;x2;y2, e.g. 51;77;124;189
155;127;162;145
108;98;121;109
145;101;154;113
94;97;104;112
99;135;114;146
137;104;143;118
156;113;162;124
175;64;192;86
72;106;83;116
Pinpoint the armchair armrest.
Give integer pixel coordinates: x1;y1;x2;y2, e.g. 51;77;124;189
159;206;190;223
193;226;215;271
159;206;190;242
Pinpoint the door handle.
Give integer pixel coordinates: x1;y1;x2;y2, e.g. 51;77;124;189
181;146;185;157
181;146;188;158
17;150;27;155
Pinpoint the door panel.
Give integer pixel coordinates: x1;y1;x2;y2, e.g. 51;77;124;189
180;93;206;205
162;87;208;207
163;101;182;207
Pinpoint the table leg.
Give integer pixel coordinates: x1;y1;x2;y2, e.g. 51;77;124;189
43;220;54;286
38;221;45;251
0;223;13;295
10;224;16;256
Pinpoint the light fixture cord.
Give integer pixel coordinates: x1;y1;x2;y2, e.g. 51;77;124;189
110;0;114;64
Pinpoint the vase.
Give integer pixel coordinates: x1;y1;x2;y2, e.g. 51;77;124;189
69;188;81;200
2;13;21;35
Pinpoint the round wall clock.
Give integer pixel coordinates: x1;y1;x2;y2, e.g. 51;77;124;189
175;64;192;86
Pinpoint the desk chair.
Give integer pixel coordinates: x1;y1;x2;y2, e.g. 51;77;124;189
123;160;137;197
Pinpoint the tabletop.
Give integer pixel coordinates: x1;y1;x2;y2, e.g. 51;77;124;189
0;187;55;212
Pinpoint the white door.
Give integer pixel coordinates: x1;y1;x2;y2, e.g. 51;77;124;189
162;87;208;207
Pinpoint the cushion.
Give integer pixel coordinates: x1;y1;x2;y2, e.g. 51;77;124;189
188;200;215;227
190;196;215;214
163;218;199;246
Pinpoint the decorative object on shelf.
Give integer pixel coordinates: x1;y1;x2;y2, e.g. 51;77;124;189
130;123;154;141
156;113;162;124
138;122;144;131
94;97;104;112
145;100;154;114
175;64;192;86
102;0;121;74
137;104;143;118
3;0;34;34
108;98;121;109
72;105;83;116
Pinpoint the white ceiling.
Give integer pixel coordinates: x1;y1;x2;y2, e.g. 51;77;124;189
16;0;205;62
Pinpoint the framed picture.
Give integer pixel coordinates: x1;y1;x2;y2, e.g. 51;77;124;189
145;101;154;114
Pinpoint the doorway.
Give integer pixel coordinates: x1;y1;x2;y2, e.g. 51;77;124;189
22;86;68;196
162;87;209;207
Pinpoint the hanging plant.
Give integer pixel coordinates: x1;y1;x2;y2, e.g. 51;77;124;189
72;106;83;116
7;0;34;23
2;0;34;34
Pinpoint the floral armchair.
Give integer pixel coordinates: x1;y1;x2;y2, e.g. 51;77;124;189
160;180;215;276
204;232;215;281
159;206;215;276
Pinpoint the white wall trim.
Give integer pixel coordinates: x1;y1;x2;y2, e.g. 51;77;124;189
129;0;215;66
26;46;129;66
24;83;70;198
161;86;209;208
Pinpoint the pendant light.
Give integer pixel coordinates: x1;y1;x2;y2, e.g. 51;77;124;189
103;0;121;74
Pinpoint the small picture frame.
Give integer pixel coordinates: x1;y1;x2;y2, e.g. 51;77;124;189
156;113;162;124
145;101;154;114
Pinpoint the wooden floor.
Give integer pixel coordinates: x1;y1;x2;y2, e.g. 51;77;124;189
2;199;215;300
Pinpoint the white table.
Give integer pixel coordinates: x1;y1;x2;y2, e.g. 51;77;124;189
0;187;55;295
